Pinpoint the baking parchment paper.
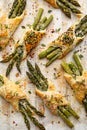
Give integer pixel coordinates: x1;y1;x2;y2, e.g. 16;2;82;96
0;0;87;130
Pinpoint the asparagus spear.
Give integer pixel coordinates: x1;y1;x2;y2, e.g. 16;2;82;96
19;106;30;130
36;16;47;31
41;15;53;30
82;28;87;36
46;52;62;67
0;75;4;86
60;0;81;14
58;105;79;127
21;99;44;117
76;22;87;37
57;108;74;128
47;48;62;60
16;55;23;73
58;106;71;118
65;106;79;119
6;56;17;77
35;63;48;87
67;0;80;7
16;46;24;73
9;0;26;18
39;46;59;59
61;61;73;75
0;53;15;63
73;53;83;75
75;15;87;32
19;100;45;130
26;71;42;89
24;104;45;130
33;8;44;30
8;0;19;18
17;0;26;16
56;0;71;18
27;60;48;91
5;45;24;76
69;62;80;76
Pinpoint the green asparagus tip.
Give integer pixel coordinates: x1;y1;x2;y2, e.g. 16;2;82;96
73;53;83;75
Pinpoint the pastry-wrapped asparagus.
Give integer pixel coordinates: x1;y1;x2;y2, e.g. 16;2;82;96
39;15;87;66
0;75;45;130
0;0;26;50
44;0;81;18
61;53;87;112
26;61;79;128
0;8;53;76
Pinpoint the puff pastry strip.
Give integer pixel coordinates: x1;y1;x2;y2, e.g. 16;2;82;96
0;0;26;49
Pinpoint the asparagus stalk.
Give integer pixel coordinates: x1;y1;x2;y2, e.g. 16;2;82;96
8;0;19;18
26;71;42;89
46;52;62;67
22;99;44;117
56;0;71;18
65;106;79;119
39;46;59;59
58;106;71;118
67;0;80;7
57;108;74;128
6;56;17;77
33;8;44;30
35;63;48;87
16;46;24;73
16;55;23;73
69;62;80;76
73;53;83;75
19;107;30;130
27;60;48;91
0;75;4;86
17;0;26;16
0;53;15;63
9;0;26;18
19;100;45;130
41;15;53;30
36;16;47;31
75;15;87;32
60;0;81;14
47;48;62;60
61;61;73;75
24;105;45;130
77;22;87;37
82;28;87;36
